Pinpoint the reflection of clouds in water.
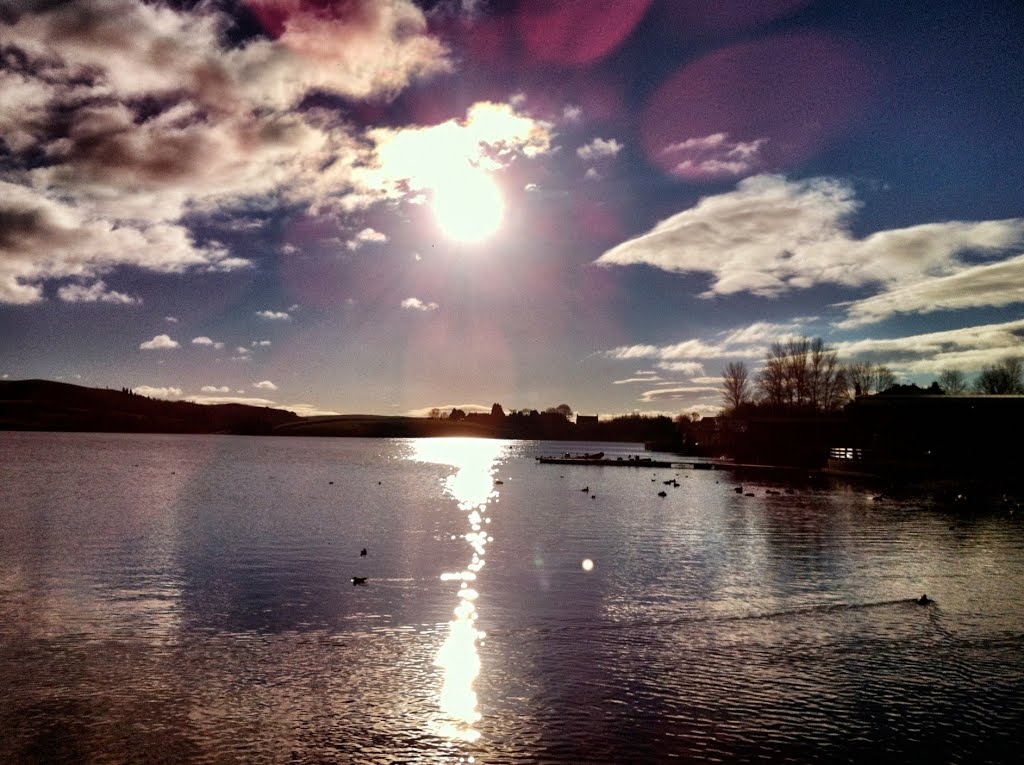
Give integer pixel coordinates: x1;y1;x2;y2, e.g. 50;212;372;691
409;438;503;744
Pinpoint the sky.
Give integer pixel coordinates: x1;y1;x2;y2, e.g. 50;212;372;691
1;0;1023;418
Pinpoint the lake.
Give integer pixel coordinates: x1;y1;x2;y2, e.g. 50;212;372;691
1;432;1022;763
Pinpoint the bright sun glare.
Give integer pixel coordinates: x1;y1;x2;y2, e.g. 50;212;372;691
432;169;505;243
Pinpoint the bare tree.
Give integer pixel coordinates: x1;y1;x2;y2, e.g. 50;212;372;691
938;369;968;395
975;358;1024;394
757;337;847;412
876;366;897;392
721;361;751;413
808;338;847;410
845;362;896;396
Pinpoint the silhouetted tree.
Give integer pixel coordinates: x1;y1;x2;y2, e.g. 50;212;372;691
975;358;1024;394
938;368;968;395
721;361;751;413
448;408;466;420
490;402;505;418
428;407;441;419
756;337;846;412
554;403;573;419
845;362;896;396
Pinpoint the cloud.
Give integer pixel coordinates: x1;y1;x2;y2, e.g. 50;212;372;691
165;316;178;323
596;175;1024;298
346;227;388;250
56;280;139;304
187;395;277;407
614;376;665;384
365;101;553;198
406;403;493;417
654;361;706;375
235;346;251;355
659;132;768;178
401;297;439;311
251;340;272;347
189;336;226;350
200;385;231;393
0;182;245;304
134;385;183;399
639;386;721;403
833;318;1024;375
254;380;278;390
256;310;291;320
584;168;602;181
0;0;452;302
836;253;1024;327
577;137;623;161
562;105;583;123
139;334;180;350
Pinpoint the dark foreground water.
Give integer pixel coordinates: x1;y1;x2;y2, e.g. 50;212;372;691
1;432;1022;763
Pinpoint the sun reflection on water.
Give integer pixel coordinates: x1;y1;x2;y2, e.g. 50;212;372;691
409;438;504;745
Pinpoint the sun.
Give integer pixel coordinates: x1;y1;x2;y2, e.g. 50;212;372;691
432;169;505;243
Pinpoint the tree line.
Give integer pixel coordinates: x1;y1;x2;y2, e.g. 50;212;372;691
721;337;1024;414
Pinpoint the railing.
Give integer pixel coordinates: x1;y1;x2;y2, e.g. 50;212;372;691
829;446;865;461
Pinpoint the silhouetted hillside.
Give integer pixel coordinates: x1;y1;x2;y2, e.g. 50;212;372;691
0;379;299;434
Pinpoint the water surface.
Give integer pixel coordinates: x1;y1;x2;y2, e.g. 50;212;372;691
1;432;1022;762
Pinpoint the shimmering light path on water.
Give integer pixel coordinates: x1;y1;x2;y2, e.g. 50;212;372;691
1;433;1022;763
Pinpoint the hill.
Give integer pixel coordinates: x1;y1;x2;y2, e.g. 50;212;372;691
0;379;300;435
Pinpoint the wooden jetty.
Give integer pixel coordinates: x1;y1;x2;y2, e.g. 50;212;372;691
536;456;674;468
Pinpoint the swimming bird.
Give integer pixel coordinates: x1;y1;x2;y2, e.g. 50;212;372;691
351;576;367;586
734;486;743;493
580;486;589;492
657;490;667;497
360;548;367;557
916;594;931;605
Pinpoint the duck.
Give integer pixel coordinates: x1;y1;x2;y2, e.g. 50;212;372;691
657;490;667;497
360;548;367;557
351;576;368;586
916;594;931;605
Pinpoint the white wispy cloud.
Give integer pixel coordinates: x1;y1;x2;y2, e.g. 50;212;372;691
639;386;721;403
654;361;707;375
251;340;271;347
191;337;224;349
406;403;493;417
562;105;583;123
596;175;1024;299
139;334;179;350
364;101;553;199
577;137;623;161
165;316;178;323
613;376;665;384
346;227;389;250
836;253;1024;327
254;380;278;390
200;385;230;393
401;297;439;311
256;310;291;320
56;280;139;304
834;318;1024;375
134;385;182;399
659;132;768;179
